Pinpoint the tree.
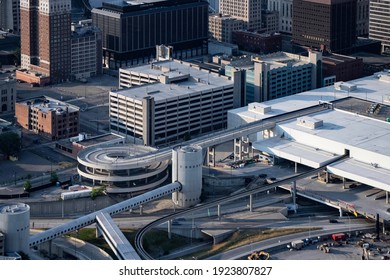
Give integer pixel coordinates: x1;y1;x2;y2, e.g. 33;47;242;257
183;131;191;141
23;180;31;191
0;132;21;158
50;172;59;184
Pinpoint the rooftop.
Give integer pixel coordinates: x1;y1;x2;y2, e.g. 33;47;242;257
116;60;233;101
229;71;390;121
19;96;79;114
252;52;311;70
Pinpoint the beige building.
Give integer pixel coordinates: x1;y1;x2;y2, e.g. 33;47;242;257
219;0;263;31
113;60;239;146
209;14;245;43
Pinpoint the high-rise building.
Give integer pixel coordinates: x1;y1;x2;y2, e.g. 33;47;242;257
0;78;16;114
267;0;293;33
20;0;71;84
369;0;390;53
92;0;209;70
209;14;245;43
219;0;263;31
357;0;369;37
71;20;102;80
0;0;20;34
292;0;357;53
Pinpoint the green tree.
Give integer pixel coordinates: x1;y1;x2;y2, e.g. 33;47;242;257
183;131;191;141
13;47;21;66
23;180;31;191
0;132;21;158
50;172;59;184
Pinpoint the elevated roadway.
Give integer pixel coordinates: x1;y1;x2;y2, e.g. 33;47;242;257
135;154;347;260
78;104;330;170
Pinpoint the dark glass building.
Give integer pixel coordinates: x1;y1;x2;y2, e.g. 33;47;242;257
292;0;357;53
92;0;209;69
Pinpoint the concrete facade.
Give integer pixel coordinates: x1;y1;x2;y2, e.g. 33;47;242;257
225;51;322;104
113;60;238;146
219;0;263;31
369;0;390;53
172;145;203;207
209;14;245;43
0;0;20;34
70;20;102;80
268;0;292;33
0;78;16;114
0;203;30;254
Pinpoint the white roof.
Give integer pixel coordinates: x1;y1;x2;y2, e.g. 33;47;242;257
327;158;390;192
278;109;390;158
229;71;390;121
253;137;340;168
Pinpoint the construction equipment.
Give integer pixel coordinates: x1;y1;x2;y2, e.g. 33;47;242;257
318;243;330;253
248;251;270;260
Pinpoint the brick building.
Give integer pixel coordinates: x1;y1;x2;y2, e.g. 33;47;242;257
15;96;79;140
322;53;364;83
19;0;72;84
232;31;282;54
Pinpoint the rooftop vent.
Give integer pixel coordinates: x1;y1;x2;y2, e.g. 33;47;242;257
334;82;357;92
297;117;323;129
248;102;271;114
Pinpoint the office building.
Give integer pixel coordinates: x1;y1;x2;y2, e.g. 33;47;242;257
91;0;209;70
369;0;390;53
0;78;16;114
19;0;72;84
357;0;369;37
0;0;20;34
225;51;322;104
71;20;102;80
209;14;245;43
219;0;263;31
293;0;357;53
111;60;239;146
267;0;292;33
15;96;79;140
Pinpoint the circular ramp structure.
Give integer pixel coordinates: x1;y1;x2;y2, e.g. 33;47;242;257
77;144;169;194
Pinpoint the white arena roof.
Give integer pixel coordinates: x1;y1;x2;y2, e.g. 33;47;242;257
327;158;390;192
253;137;341;168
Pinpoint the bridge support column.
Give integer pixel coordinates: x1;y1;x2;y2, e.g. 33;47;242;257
339;208;343;217
167;220;172;240
295;162;298;173
234;136;250;161
208;146;216;167
217;204;221;219
386;191;389;204
325;171;329;184
342;177;346;189
48;240;53;257
291;181;297;214
249;194;253;212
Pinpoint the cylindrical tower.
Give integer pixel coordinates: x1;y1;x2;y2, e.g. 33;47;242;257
0;203;30;254
172;145;203;208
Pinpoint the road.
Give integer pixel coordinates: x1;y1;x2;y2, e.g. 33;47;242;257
207;221;374;260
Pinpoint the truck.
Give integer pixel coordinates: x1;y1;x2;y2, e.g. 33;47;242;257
331;233;346;241
291;240;305;250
